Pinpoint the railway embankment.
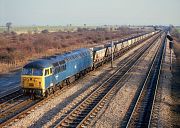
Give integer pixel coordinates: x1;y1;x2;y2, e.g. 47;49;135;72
171;40;180;127
156;39;174;127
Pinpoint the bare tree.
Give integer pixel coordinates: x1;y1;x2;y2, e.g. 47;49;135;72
6;22;12;33
84;24;86;27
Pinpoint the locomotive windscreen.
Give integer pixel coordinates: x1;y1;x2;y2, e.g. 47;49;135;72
22;68;43;76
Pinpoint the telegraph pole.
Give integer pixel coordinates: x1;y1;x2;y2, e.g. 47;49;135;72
111;41;114;68
169;41;173;70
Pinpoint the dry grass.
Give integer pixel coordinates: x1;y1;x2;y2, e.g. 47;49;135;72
0;29;143;73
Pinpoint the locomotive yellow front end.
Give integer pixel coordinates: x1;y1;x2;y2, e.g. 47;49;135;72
21;68;45;96
22;75;43;89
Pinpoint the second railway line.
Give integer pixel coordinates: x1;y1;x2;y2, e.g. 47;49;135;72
121;32;167;128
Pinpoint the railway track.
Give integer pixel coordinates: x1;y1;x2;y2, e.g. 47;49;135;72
148;34;166;127
0;84;77;127
0;88;28;124
53;33;161;128
0;94;25;113
0;97;35;124
120;33;166;128
0;89;22;104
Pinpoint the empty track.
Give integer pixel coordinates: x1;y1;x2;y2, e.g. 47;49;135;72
0;89;22;104
120;33;166;128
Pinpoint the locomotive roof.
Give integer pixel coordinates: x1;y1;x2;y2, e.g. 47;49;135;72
23;59;52;69
23;48;89;69
61;48;89;58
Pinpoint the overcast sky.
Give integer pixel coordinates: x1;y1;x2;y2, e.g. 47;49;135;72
0;0;180;26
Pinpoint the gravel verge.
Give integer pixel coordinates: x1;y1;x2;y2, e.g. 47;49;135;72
171;41;180;128
155;39;174;127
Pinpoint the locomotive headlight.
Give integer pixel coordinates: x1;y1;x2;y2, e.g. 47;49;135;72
34;78;39;82
34;78;37;82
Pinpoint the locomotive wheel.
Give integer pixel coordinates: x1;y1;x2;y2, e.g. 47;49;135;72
54;85;58;92
45;91;48;98
59;84;63;89
45;89;50;97
52;87;56;94
23;89;28;96
30;94;35;100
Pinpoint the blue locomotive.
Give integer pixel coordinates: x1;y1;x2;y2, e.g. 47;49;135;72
21;48;93;97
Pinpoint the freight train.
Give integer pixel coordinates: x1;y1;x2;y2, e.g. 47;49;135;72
21;31;159;98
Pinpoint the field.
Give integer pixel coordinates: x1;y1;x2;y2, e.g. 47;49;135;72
0;25;124;34
0;26;81;34
176;26;180;33
177;29;180;33
0;27;144;73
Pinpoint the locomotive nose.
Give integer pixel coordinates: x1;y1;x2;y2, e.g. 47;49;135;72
22;76;43;89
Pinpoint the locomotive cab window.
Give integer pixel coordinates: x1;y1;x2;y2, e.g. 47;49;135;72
22;68;43;76
45;69;49;76
50;68;52;74
22;68;32;75
33;69;43;76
